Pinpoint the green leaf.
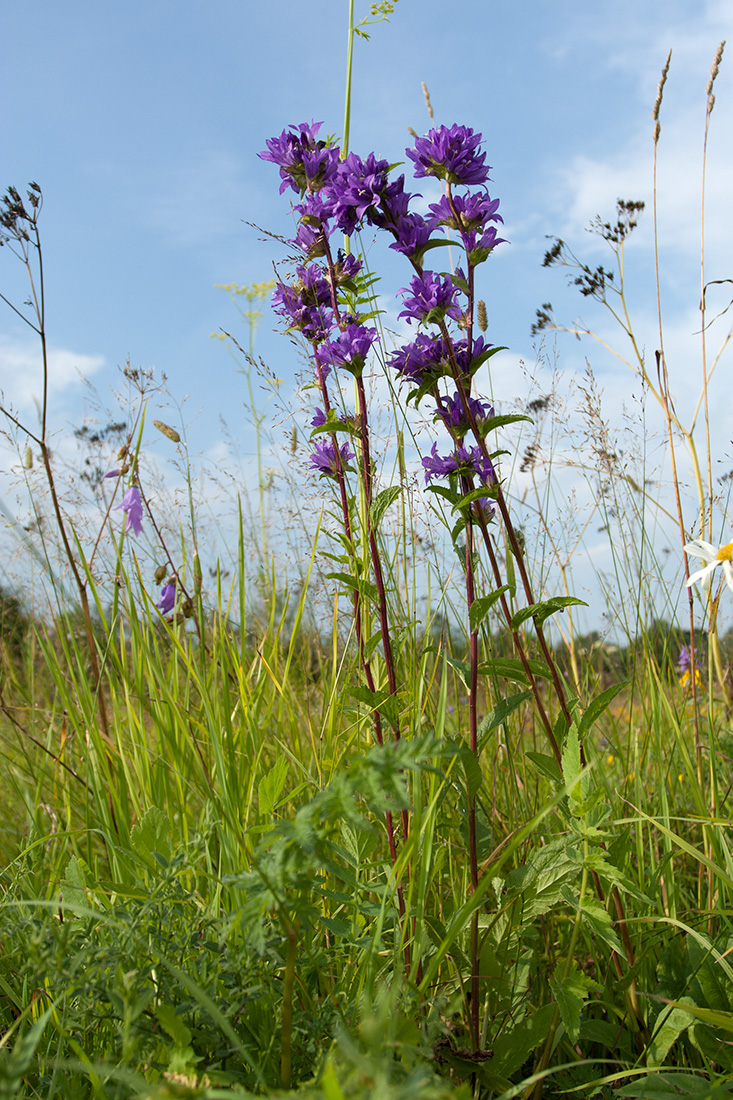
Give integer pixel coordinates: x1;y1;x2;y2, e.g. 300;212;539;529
615;1071;733;1100
477;413;534;435
477;691;532;751
259;757;289;817
370;485;401;531
325;571;379;604
468;586;512;631
60;855;91;911
526;750;563;786
131;806;172;868
648;997;696;1066
577;894;623;954
320;1058;347;1100
156;1003;192;1048
561;722;583;802
451;485;499;514
348;685;400;726
442;653;472;688
577;681;627;739
549;963;601;1043
478;656;553;684
489;1003;556;1079
511;595;587;630
444;739;483;798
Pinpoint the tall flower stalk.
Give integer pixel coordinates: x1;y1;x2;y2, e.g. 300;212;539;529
260;118;640;1048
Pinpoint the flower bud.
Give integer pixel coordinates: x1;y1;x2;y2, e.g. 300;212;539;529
154;564;167;585
153;420;181;443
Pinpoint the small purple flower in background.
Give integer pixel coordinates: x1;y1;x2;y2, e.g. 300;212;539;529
406;124;490;186
104;468;121;479
309;437;355;478
117;486;143;536
677;643;701;689
398;271;463;325
311;407;328;427
156;582;176;615
436;391;494;437
315;323;378;377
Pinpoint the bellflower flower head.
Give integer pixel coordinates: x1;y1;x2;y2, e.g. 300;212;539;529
464;224;508;265
326;152;392;235
388;213;432;262
398;271;463;326
406;124;490;186
388;333;446;385
311;407;328;428
428;192;502;234
449;335;495;379
272;268;334;343
684;539;733;593
422;443;497;490
156;581;176;615
326;251;362;293
315;323;378;378
436;391;494;437
309;437;355;478
259;121;338;195
117;486;143;536
293;192;336;258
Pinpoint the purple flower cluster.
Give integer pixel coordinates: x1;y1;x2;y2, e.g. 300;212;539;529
388;335;493;388
309;437;355;478
260;120;505;500
259;121;339;196
398;271;464;326
436;391;494;437
406;124;490;186
315;323;379;378
422;442;497;487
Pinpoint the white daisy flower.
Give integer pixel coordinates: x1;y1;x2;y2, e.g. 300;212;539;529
684;539;733;593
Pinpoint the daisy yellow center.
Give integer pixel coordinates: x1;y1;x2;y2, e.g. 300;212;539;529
716;542;733;562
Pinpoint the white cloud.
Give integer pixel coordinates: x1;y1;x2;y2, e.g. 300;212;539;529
0;336;105;414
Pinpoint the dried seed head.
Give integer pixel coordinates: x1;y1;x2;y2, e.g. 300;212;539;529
153;419;181;443
421;81;434;120
477;299;488;332
707;41;725;114
652;49;672;144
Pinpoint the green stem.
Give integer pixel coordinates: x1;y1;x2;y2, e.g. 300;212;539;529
343;0;355;154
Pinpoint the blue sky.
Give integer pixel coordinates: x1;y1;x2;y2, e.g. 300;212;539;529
2;0;732;629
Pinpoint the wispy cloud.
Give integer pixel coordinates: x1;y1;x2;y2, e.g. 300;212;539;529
0;336;105;413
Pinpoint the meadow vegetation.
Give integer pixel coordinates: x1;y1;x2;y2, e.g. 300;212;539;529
1;18;732;1100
